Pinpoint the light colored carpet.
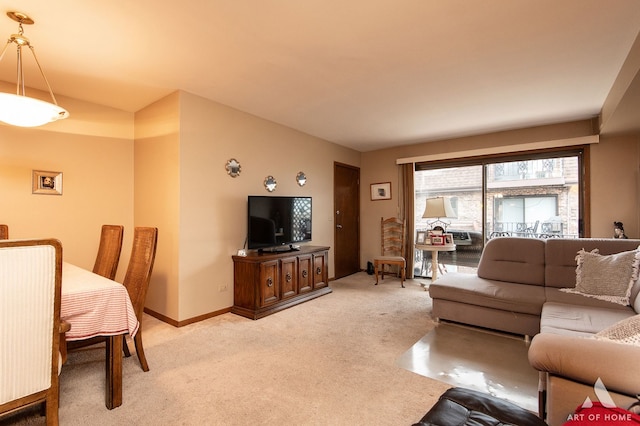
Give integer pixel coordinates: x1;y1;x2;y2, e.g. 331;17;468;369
2;273;451;426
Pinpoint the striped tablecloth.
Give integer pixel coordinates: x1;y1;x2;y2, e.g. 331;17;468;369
61;262;139;341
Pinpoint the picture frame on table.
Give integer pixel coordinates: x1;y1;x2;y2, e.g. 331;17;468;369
416;231;427;244
32;170;63;195
444;233;454;245
370;182;391;201
431;235;444;245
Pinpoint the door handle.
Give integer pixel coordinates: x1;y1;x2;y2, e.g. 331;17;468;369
336;224;343;229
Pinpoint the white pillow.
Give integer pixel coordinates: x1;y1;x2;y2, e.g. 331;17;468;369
560;247;640;306
595;314;640;346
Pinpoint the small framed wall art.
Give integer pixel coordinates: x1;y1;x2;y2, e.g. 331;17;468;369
370;182;391;201
32;170;62;195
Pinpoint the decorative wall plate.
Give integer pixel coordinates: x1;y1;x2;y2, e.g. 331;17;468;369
264;175;277;192
296;171;307;186
225;158;241;177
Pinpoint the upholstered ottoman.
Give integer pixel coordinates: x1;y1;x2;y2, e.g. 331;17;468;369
413;387;547;426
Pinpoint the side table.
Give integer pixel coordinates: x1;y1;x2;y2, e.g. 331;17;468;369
415;243;456;284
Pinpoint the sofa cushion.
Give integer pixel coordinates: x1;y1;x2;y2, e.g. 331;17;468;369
545;238;640;289
429;273;546;315
477;237;545;286
540;302;635;337
560;247;640;306
595;314;640;346
545;288;632;311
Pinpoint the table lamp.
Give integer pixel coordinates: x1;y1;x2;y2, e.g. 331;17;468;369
422;197;456;231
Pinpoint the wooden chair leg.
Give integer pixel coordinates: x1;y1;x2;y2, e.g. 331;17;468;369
123;335;131;357
133;331;149;372
374;261;380;285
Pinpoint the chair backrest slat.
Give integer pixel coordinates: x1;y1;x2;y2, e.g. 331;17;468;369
93;225;124;280
381;217;405;257
123;227;158;319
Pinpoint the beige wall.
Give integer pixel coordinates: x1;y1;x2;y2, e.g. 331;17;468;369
590;133;640;237
134;92;181;320
136;91;360;323
0;90;135;280
359;120;640;269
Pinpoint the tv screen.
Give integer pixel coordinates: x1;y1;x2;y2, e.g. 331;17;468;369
247;196;312;251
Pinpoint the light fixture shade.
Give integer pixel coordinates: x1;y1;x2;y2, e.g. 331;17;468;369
422;197;456;219
0;93;68;127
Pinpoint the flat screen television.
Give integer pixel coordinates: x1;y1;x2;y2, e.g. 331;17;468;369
247;195;312;252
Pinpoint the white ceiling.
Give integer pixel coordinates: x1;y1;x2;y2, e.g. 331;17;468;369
0;1;639;152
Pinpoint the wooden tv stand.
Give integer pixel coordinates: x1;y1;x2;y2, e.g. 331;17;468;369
231;245;331;320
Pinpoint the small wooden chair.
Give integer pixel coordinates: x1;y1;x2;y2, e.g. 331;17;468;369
0;238;63;425
122;227;158;372
373;217;406;288
92;225;124;280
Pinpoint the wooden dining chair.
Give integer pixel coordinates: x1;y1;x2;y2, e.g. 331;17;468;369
0;238;63;425
373;217;407;288
0;224;8;240
122;227;158;372
64;225;124;360
92;225;124;280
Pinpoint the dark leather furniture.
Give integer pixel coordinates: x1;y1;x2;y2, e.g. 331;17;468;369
413;387;547;426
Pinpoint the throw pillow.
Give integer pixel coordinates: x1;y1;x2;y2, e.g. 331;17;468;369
595;314;640;346
560;247;640;306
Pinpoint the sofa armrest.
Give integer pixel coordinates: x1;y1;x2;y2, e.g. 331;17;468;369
528;333;640;396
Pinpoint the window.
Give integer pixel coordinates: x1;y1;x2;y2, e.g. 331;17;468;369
413;148;585;276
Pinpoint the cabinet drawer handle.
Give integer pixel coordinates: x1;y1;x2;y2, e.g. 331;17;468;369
302;270;308;278
285;272;292;282
266;277;273;287
316;267;322;275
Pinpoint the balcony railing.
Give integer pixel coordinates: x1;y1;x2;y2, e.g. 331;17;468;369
490;159;561;181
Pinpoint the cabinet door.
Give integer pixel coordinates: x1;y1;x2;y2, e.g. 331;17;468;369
298;254;313;293
313;252;327;289
280;257;297;299
259;260;279;307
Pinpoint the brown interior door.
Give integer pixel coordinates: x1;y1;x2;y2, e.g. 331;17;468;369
334;162;360;279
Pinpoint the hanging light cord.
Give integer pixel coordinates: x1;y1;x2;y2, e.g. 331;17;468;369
0;19;61;107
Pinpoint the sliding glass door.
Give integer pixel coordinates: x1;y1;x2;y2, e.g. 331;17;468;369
414;150;583;277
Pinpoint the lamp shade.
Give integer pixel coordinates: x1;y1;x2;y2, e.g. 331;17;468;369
0;93;69;127
422;197;456;219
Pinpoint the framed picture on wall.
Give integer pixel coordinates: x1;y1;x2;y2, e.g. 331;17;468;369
370;182;391;201
32;170;62;195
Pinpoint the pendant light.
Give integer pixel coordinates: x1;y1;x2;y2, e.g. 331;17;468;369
0;11;68;127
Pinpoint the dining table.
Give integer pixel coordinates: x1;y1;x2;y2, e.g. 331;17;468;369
60;262;139;409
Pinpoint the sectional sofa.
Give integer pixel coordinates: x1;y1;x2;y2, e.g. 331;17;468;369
428;237;640;424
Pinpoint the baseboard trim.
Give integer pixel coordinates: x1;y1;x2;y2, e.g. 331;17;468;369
144;275;337;327
143;306;232;327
